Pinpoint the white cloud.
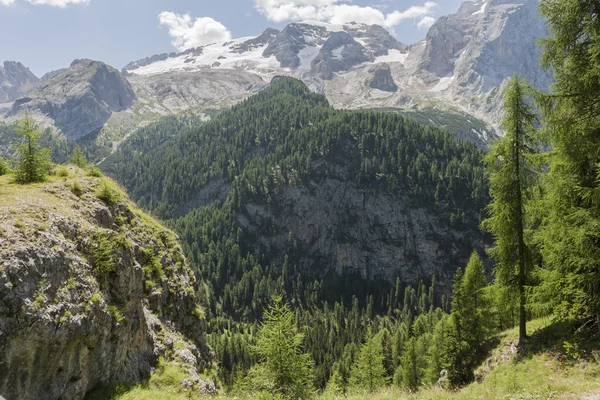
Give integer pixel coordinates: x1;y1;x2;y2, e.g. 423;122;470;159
1;0;88;6
254;0;438;28
417;16;436;29
158;11;232;51
25;0;89;5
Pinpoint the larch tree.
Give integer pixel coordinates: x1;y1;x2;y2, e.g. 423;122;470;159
249;296;314;399
482;76;539;346
533;0;600;325
443;252;493;386
14;112;51;184
350;325;388;394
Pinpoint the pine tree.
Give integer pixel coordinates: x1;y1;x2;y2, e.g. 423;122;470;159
14;113;51;184
460;252;492;351
70;144;87;168
249;296;314;399
482;76;539;346
533;0;600;324
442;253;493;387
397;337;420;392
350;326;388;394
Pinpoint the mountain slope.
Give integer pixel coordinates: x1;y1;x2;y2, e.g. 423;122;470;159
0;168;214;399
103;77;489;321
0;61;39;104
5;59;136;140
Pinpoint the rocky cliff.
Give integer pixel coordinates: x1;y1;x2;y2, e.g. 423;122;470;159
4;59;136;140
0;167;213;400
369;64;398;92
0;61;39;103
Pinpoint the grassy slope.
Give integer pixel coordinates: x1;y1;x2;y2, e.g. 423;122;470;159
110;318;600;400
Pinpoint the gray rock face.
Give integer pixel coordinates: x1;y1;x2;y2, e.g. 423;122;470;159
6;59;136;140
417;0;552;120
122;52;178;74
0;172;212;400
40;68;67;83
311;32;374;79
263;23;325;69
128;68;267;115
346;24;408;56
262;22;406;70
232;28;280;54
369;64;398;92
0;61;39;103
235;153;487;292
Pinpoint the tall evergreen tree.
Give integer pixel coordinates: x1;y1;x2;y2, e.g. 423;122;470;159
397;337;420;392
248;296;314;399
482;76;539;346
533;0;600;324
14;113;51;184
443;253;493;386
350;326;387;394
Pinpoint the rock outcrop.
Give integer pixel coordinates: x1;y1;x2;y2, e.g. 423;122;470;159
0;61;39;103
5;59;136;140
369;64;398;92
0;168;213;400
311;32;374;80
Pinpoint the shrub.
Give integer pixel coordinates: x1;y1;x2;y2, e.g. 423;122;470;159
71;181;83;197
97;180;119;206
87;166;102;177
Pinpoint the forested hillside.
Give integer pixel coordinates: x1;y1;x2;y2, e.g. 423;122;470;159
97;76;492;390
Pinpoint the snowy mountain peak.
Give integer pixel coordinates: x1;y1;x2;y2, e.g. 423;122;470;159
124;21;408;77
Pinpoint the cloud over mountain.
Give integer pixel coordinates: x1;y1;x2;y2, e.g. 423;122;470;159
254;0;437;28
158;12;233;51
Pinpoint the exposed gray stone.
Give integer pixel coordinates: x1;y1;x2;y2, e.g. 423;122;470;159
0;61;39;103
369;63;398;92
311;32;374;80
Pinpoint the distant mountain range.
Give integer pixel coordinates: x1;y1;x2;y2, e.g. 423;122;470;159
0;0;550;147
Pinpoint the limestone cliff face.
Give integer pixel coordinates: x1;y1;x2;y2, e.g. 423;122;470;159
0;168;213;400
234;149;487;294
369;64;398;92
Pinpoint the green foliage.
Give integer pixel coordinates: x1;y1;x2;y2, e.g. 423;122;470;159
248;296;314;399
349;326;388;393
87;166;103;177
55;166;69;177
91;231;116;276
532;0;600;323
13;113;52;184
397;337;420;391
0;156;9;176
442;252;494;387
108;305;126;323
482;76;540;345
71;144;87;168
97;179;120;206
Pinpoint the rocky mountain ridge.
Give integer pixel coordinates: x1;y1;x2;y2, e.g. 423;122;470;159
4;59;137;140
0;0;549;145
0;61;39;104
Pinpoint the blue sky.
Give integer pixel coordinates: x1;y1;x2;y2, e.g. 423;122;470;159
0;0;465;77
